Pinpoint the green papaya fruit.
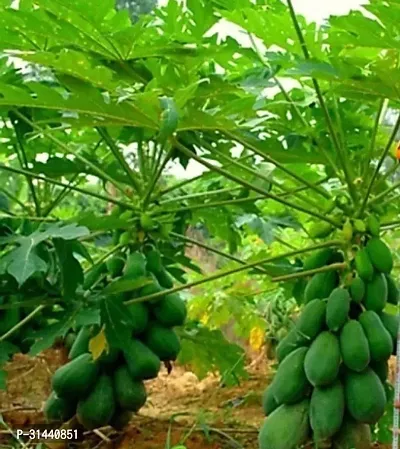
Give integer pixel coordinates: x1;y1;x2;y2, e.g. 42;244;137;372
366;215;380;237
303;249;336;271
304;271;338;304
124;252;147;278
310;380;345;444
304;331;341;387
339;320;370;372
344;368;386;424
262;385;279;416
143;324;181;362
366;238;393;273
355;249;374;281
152;293;187;327
349;277;365;304
276;329;309;362
359;311;393;361
43;391;76;422
326;287;350;332
272;347;309;404
364;273;387;312
77;374;115;430
258;400;310;449
296;298;326;340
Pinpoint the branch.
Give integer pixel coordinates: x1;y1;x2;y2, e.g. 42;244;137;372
271;262;347;282
0;164;137;211
174;140;340;227
97;127;143;196
124;239;344;305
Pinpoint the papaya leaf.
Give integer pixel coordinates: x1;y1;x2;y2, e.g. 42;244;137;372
53;239;84;299
102;277;151;296
100;295;133;350
89;328;107;361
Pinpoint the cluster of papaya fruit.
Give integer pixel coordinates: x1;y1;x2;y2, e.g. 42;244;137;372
259;217;399;449
44;247;187;431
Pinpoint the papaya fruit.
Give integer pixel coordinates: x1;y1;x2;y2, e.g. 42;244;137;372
295;298;326;340
310;380;345;443
139;280;164;302
109;409;133;431
140;213;155;231
120;210;133;221
113;365;147;412
359;311;393;361
276;328;309;362
152;293;187;327
339;320;370;372
366;215;380;237
349;276;365;304
119;231;131;246
364;273;387;312
303;249;335;271
386;274;399;305
43;391;75;422
333;418;371;449
258;400;310;449
304;331;341;387
379;311;398;354
366;238;393;273
326;287;350;332
272;347;309;404
309;222;333;239
127;301;149;335
106;255;125;278
344;368;386;424
304;271;338;304
123;339;161;380
83;263;107;290
154;268;174;289
124;252;147;279
77;374;115;430
64;332;76;351
262;385;279;416
355;249;374;281
370;359;388;383
143;324;181;362
68;326;93;360
145;249;163;273
52;353;99;399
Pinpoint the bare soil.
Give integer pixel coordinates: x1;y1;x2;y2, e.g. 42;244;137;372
0;349;395;449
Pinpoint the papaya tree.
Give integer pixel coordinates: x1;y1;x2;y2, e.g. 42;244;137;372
0;0;399;445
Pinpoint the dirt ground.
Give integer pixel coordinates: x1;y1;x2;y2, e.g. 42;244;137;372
0;349;395;449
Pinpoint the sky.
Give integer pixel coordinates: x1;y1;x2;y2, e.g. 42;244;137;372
165;0;367;179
